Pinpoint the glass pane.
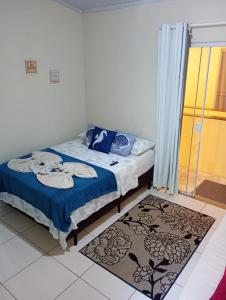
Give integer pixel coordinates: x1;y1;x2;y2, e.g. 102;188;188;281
179;48;202;194
179;47;210;194
179;46;226;200
195;47;226;198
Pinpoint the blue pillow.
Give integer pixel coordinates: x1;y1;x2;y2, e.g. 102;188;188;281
89;127;117;154
111;131;136;157
83;123;95;146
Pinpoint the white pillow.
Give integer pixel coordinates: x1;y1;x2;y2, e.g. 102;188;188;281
78;132;85;139
131;138;155;155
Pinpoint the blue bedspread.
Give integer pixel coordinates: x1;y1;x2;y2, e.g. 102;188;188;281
0;149;117;232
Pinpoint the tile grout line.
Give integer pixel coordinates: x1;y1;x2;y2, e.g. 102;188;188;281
54;277;80;299
50;256;110;300
2;248;78;298
3;234;95;300
81;276;114;300
16;231;47;253
175;282;184;288
0;220;48;290
78;262;95;277
0;210;14;218
0;222;46;252
1;222;98;294
128;289;136;299
49;252;92;278
0;207;15;218
79;277;111;300
79;261;137;300
79;262;96;277
0;218;20;233
200;203;207;212
0;215;36;236
2;254;43;284
42;232;96;277
1;231;57;286
0;235;18;248
19;223;38;234
47;247;106;299
0;282;18;300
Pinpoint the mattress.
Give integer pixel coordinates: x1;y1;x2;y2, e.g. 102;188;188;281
180;215;226;300
53;138;154;177
132;148;155;177
52;138;155;195
0;138;154;248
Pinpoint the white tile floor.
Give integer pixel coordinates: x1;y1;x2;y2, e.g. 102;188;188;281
0;188;225;300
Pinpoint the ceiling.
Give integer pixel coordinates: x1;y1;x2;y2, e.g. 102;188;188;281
53;0;159;13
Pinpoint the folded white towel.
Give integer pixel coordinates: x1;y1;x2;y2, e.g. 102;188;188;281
7;158;33;173
63;162;98;178
37;163;98;189
32;151;62;163
8;151;98;189
37;172;74;189
8;151;62;174
30;161;63;175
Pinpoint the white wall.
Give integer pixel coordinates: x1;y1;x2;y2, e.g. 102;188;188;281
1;0;226;162
0;0;86;162
83;0;226;140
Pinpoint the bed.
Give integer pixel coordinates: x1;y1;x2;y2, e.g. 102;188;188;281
0;138;154;249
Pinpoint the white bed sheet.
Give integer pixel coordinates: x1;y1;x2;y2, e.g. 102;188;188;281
180;215;226;300
52;139;138;196
0;138;154;249
133;148;155;177
52;138;154;183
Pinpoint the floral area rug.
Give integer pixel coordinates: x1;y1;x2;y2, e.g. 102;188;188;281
80;195;215;300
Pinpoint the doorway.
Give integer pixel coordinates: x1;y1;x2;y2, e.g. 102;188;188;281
179;45;226;207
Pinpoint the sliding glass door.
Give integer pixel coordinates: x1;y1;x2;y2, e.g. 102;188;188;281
179;46;226;197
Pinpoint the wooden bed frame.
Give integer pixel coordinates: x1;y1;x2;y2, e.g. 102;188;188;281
66;166;154;245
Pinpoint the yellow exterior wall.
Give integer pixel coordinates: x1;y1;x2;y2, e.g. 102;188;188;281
183;47;223;109
180;115;226;177
179;47;226;178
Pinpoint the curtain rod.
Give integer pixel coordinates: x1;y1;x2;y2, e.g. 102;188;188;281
169;21;226;30
190;21;226;29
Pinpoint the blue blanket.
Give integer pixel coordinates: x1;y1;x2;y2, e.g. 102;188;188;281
0;149;117;232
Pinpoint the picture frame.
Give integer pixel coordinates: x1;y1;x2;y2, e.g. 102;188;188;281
50;70;60;84
25;60;37;74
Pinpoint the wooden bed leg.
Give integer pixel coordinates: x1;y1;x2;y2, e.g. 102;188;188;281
148;181;151;189
117;203;121;213
73;232;78;246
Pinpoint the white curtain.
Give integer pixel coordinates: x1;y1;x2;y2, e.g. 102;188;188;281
153;23;189;194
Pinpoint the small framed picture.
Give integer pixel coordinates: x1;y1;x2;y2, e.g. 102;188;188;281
25;60;37;74
50;70;60;84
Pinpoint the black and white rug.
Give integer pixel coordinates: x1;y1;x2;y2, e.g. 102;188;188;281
80;195;215;300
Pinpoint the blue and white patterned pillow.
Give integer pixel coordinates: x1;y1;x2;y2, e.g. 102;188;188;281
89;127;117;154
83;123;95;146
111;131;136;157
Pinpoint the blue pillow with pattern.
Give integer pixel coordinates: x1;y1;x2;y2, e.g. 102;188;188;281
89;127;117;154
111;131;136;157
